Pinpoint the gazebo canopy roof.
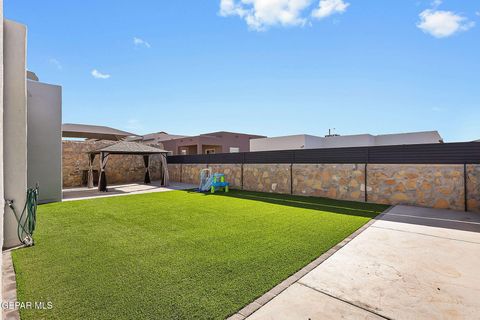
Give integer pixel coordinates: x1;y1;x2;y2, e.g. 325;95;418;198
63;123;138;141
89;141;169;155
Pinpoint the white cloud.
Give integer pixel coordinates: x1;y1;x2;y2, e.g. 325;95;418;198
91;69;111;79
220;0;346;31
476;11;480;17
220;0;312;31
133;37;151;48
49;58;62;70
417;9;475;38
312;0;349;20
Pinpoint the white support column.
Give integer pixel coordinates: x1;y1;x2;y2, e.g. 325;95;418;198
3;19;27;249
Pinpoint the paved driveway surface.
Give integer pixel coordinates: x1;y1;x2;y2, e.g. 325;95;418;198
247;205;480;320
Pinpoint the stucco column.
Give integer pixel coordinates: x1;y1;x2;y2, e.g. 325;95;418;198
3;20;27;249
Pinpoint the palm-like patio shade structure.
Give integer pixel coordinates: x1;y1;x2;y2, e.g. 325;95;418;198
87;141;170;192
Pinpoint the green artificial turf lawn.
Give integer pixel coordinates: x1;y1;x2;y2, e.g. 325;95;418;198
12;190;387;319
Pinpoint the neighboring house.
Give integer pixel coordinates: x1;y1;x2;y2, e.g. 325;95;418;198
129;131;188;144
250;131;443;152
163;131;266;155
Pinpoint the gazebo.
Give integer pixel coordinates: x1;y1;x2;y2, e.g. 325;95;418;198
87;141;170;192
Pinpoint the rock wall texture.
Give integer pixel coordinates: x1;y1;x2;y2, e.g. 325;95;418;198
167;164;182;183
166;162;479;212
181;164;207;185
63;141;165;188
467;164;480;213
293;164;365;202
208;164;242;188
368;164;464;211
243;164;291;194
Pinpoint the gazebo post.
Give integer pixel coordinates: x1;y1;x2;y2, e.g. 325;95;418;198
143;155;151;184
87;153;96;188
98;151;109;192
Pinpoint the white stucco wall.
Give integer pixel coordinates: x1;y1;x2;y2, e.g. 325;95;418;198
251;131;443;152
374;131;442;145
250;135;309;151
3;19;27;249
322;134;375;148
27;80;62;203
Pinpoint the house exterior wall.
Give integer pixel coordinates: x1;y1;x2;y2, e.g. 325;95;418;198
321;134;375;148
250;135;309;152
3;19;27;249
163;132;265;155
62;140;166;188
27;80;62;203
250;131;443;152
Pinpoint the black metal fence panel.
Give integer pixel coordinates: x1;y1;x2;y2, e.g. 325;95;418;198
167;142;480;165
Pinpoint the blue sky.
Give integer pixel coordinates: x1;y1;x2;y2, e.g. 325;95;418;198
5;0;480;142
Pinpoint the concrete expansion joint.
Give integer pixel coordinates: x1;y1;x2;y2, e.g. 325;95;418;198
296;281;393;320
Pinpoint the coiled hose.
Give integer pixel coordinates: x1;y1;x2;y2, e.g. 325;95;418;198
6;185;39;247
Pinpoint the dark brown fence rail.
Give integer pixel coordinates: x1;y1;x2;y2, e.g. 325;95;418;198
167;142;480;165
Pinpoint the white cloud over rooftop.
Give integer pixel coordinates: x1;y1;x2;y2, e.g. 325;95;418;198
219;0;350;31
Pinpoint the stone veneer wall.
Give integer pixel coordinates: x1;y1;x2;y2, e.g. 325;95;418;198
293;164;365;202
166;162;480;212
367;164;464;211
63;140;165;188
181;164;207;185
208;164;242;189
467;164;480;212
167;164;182;183
243;164;291;194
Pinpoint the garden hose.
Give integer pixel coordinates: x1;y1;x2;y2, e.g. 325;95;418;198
5;184;39;247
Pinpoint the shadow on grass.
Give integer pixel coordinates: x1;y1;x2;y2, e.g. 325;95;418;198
187;189;388;219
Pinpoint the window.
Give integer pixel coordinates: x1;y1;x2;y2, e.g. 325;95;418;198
229;147;240;153
180;149;187;155
205;149;215;154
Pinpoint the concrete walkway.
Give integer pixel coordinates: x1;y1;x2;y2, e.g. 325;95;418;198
62;181;196;201
245;205;480;320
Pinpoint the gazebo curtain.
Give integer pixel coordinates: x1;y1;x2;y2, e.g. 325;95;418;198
87;153;96;188
92;152;169;192
98;152;110;192
160;154;169;186
143;155;151;184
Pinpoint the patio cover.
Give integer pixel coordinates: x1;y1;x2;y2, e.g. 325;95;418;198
62;123;138;141
87;141;169;192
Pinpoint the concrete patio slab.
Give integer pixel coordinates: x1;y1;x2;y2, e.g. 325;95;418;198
247;205;480;320
248;283;383;320
62;181;196;201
